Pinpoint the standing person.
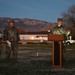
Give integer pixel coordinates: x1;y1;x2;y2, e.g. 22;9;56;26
52;18;70;46
52;18;70;63
52;18;70;36
4;20;20;61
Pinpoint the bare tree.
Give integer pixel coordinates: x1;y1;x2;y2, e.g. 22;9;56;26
62;5;75;26
62;5;75;39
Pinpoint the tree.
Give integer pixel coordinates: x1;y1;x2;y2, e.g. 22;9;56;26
62;5;75;26
62;5;75;38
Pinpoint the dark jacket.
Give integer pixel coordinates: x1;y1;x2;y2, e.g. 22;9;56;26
4;26;20;42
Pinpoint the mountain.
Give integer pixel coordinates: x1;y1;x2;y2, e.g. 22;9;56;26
0;17;56;32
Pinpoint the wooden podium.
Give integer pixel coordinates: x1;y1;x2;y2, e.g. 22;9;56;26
48;34;66;68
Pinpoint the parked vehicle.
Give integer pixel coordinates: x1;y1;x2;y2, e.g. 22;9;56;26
65;40;75;45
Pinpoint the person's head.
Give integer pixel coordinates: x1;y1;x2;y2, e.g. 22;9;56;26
9;20;14;27
57;18;63;27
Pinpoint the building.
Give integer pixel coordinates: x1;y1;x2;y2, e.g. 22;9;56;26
20;31;50;43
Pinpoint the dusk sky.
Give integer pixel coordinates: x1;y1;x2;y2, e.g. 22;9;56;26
0;0;75;22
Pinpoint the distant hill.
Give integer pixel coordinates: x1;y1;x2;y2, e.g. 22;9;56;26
0;17;56;32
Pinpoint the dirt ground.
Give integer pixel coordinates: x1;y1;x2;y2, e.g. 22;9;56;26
0;44;75;75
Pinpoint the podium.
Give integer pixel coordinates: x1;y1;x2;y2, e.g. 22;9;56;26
48;34;66;68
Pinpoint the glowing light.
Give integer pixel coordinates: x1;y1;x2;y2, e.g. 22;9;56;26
39;37;42;39
29;36;34;40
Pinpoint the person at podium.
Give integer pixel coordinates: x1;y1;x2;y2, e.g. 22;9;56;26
52;18;70;63
52;18;70;36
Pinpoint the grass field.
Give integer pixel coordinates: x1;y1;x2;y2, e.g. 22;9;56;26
0;43;75;75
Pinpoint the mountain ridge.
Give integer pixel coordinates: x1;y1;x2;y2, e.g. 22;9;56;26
0;17;56;32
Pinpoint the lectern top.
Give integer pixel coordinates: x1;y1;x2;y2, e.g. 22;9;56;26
48;34;66;41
